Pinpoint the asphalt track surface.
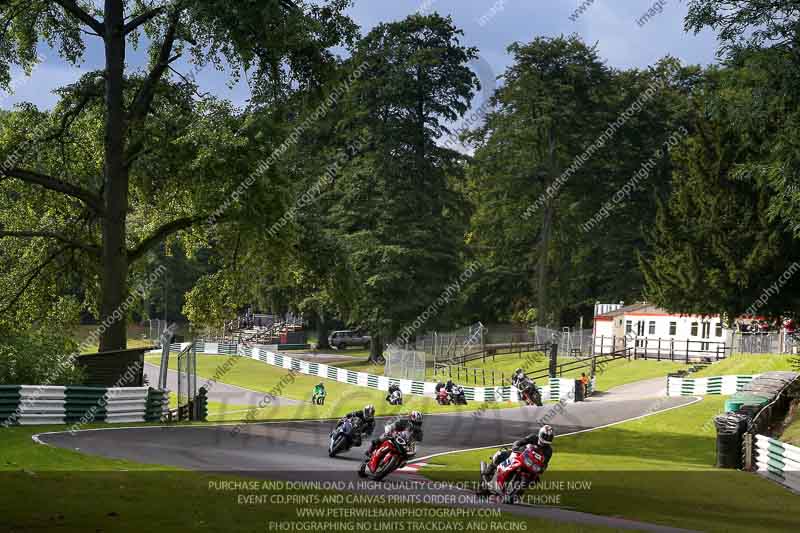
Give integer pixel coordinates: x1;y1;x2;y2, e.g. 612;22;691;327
35;381;699;532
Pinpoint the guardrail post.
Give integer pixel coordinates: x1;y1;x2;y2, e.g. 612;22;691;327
743;433;753;471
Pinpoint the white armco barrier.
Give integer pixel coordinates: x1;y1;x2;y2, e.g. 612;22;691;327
193;342;578;404
754;435;800;493
666;375;758;396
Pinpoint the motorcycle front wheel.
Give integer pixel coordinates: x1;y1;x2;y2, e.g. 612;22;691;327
329;435;345;457
374;455;399;481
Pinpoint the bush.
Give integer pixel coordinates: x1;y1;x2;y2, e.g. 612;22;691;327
0;329;85;385
0;297;85;385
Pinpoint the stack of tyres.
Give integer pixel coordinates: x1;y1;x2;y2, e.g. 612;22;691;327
714;413;749;469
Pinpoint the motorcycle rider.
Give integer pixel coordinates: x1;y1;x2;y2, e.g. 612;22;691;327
363;411;424;459
511;368;527;388
334;404;376;446
445;379;455;393
312;382;326;402
481;425;554;481
386;383;401;402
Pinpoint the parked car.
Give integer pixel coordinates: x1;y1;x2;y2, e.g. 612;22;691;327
328;330;371;350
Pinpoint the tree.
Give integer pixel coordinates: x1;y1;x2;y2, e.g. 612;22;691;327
640;65;800;321
686;1;800;239
465;35;614;324
325;14;479;361
0;0;356;350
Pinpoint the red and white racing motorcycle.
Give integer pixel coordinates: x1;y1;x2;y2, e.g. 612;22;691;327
478;444;546;503
358;429;415;481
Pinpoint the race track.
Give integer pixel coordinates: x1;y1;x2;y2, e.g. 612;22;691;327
33;384;699;532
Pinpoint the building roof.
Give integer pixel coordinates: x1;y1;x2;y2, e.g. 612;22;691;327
595;302;669;318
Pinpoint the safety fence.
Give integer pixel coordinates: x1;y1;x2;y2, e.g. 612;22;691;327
194;343;579;403
0;385;169;426
666;375;757;396
753;434;800;492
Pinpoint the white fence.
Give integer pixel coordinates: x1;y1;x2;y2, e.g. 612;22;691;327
666;375;757;396
194;343;579;404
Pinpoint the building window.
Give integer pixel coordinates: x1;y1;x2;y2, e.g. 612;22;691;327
691;322;698;336
625;320;632;334
716;323;723;337
648;321;656;335
669;322;676;335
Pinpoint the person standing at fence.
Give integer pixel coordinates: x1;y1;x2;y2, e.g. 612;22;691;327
580;372;589;398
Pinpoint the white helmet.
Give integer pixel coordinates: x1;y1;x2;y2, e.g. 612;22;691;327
538;424;554;445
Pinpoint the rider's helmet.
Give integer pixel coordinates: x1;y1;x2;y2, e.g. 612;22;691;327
364;404;375;419
538;424;554;445
318;382;324;387
409;411;423;425
515;368;523;375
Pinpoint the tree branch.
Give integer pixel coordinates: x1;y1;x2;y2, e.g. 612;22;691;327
53;0;105;36
126;10;182;127
0;245;69;315
2;168;104;214
127;214;206;262
123;6;166;35
0;230;101;256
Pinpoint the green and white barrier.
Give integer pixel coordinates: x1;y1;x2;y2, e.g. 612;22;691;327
754;435;800;493
666;375;757;396
191;342;580;404
0;385;169;426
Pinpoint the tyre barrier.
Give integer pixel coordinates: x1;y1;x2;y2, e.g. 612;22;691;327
666;374;757;396
171;343;580;404
754;435;800;493
0;385;169;426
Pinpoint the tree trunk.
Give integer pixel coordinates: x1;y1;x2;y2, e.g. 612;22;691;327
368;333;384;363
536;204;552;325
536;127;558;326
99;0;130;352
315;309;330;349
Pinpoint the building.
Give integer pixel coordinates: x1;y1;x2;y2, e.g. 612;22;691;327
592;302;733;359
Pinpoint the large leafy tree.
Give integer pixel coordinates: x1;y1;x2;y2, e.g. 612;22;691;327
686;0;800;236
641;60;800;321
465;36;611;324
324;14;479;361
0;0;356;350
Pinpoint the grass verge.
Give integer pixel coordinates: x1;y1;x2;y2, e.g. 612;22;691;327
147;354;521;421
690;353;797;377
0;425;622;532
421;397;800;533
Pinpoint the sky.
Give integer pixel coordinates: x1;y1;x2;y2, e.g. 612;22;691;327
0;0;720;111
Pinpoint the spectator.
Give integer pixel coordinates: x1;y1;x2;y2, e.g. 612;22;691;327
580;372;590;398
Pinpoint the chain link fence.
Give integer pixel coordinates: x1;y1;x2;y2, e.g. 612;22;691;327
383;347;427;380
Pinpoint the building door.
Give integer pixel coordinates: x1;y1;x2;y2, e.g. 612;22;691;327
701;321;711;351
636;320;646;348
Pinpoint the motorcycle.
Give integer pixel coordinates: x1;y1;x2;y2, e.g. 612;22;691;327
312;389;327;405
328;417;361;457
436;388;451;405
387;389;403;405
478;444;546;504
359;430;415;481
450;385;468;405
517;380;542;407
